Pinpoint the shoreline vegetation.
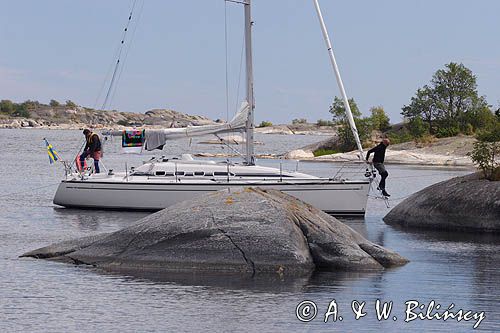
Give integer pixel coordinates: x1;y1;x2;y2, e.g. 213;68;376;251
0;99;216;130
2;62;498;169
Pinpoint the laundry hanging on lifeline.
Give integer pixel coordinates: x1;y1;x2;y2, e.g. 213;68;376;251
122;129;145;154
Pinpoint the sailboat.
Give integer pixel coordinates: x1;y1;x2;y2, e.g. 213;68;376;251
53;0;374;216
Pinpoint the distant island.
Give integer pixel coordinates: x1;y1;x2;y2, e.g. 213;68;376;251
0;99;217;130
0;98;340;134
1;63;498;167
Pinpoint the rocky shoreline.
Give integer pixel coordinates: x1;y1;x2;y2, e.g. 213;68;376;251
1;107;479;167
255;124;336;136
22;188;408;276
284;136;477;166
0;106;216;130
0;106;338;135
384;173;500;233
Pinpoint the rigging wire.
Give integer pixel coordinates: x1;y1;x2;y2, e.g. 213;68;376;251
223;0;230;122
93;43;121;110
234;26;245;113
100;0;138;110
109;0;145;109
223;0;246;144
222;0;246;114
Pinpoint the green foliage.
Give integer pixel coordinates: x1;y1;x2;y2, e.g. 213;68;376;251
476;121;500;142
369;106;390;131
1;99;32;117
327;97;392;151
49;99;60;107
258;120;273;128
65;100;77;108
468;123;500;180
313;148;339;157
464;123;474;136
316;119;333;126
337;117;371;152
468;141;500;180
462;98;497;132
22;99;40;110
402;86;437;132
0;99;14;115
12;103;30;118
387;129;413;144
329;97;361;124
436;126;460;138
292;118;307;125
328;97;364;152
407;116;430;138
402;62;494;136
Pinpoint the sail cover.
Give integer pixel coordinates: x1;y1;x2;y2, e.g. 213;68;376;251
144;101;249;151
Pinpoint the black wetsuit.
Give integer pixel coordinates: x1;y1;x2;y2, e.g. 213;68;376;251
366;143;386;163
366;143;389;191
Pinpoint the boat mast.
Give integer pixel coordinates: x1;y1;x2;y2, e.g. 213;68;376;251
312;0;365;159
244;0;255;165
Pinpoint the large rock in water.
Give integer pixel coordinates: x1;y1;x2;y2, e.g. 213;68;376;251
23;188;407;276
384;173;500;232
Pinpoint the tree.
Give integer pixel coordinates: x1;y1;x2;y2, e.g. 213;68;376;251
65;100;77;108
369;106;390;132
292;118;307;125
22;99;39;110
258;120;273;128
0;99;14;114
432;63;477;129
13;103;30;118
316;119;333;126
329;97;361;124
462;96;496;132
328;97;371;151
50;99;60;107
402;62;493;137
402;86;439;133
407;116;429;138
468;121;500;180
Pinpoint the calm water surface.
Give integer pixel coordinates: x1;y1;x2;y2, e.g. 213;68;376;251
0;129;498;332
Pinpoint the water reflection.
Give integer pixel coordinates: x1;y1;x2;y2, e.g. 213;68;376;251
387;224;500;245
2;129;499;332
95;269;314;293
52;207;148;232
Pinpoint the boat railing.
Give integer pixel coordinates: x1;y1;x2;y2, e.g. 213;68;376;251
332;161;375;182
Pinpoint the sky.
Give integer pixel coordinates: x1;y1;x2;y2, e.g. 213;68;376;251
1;0;499;124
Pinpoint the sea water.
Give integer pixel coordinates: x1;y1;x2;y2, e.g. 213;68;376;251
0;129;498;332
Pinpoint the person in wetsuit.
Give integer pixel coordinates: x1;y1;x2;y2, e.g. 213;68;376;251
366;138;390;197
80;129;102;173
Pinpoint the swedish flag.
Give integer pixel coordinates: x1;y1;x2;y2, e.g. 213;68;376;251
44;138;59;164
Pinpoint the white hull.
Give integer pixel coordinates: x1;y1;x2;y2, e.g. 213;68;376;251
53;1;374;217
54;179;370;216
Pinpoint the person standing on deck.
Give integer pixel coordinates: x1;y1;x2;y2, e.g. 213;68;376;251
366;138;391;197
80;129;102;173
